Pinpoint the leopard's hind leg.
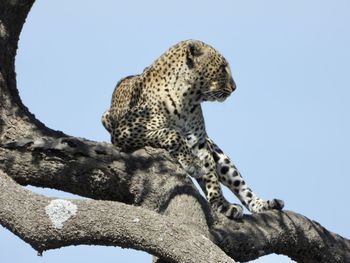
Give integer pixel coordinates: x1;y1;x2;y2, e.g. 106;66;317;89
101;110;113;133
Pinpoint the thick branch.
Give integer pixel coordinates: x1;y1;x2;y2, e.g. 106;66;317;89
0;137;215;235
2;137;350;263
0;0;62;143
0;1;349;263
0;170;234;263
213;211;350;263
0;0;35;71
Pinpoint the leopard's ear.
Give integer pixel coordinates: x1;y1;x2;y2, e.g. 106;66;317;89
186;42;203;69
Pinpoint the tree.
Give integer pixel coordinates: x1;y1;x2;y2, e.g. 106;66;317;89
0;1;349;262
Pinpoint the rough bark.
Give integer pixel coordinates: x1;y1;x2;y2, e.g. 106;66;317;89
1;137;350;263
0;1;349;263
0;170;234;263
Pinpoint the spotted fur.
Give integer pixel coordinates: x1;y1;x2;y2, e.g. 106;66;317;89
102;40;284;219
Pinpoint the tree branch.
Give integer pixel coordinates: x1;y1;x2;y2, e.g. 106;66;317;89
0;0;35;72
0;1;349;263
0;136;215;234
213;211;350;263
1;137;350;263
0;169;235;263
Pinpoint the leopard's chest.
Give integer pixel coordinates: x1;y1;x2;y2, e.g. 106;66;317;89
170;109;206;148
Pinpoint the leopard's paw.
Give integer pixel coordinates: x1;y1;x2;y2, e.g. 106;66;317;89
212;199;243;219
267;198;284;210
249;198;284;213
179;159;205;178
223;203;244;219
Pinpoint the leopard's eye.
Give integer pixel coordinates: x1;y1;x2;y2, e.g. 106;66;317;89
220;64;227;72
217;64;228;79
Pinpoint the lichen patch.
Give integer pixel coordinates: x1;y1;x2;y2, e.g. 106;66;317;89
45;199;77;229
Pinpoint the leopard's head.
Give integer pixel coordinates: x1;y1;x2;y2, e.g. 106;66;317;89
177;40;236;102
148;40;236;103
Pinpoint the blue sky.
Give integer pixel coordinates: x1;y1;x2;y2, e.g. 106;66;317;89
1;0;349;262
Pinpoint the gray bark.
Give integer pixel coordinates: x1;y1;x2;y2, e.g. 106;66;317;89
0;170;234;263
0;1;349;262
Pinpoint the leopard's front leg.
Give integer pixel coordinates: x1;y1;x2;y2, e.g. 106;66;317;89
206;138;284;214
194;142;244;219
145;128;206;178
147;129;244;219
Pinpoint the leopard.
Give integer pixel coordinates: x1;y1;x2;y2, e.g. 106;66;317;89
102;39;284;219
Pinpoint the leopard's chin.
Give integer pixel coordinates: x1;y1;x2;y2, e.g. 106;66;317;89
216;91;231;102
215;96;227;102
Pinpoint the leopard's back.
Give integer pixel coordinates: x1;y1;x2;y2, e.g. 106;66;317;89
110;75;143;120
101;75;143;132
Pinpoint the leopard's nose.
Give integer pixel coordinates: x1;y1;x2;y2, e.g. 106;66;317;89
224;65;236;92
228;78;236;92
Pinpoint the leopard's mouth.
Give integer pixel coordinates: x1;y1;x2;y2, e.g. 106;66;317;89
203;89;231;102
216;91;231;102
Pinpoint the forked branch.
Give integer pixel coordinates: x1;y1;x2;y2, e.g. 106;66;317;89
0;1;349;263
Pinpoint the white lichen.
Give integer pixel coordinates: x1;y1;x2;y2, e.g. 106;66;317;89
45;199;77;229
132;217;140;223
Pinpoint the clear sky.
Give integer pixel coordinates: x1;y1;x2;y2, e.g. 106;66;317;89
1;0;349;262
